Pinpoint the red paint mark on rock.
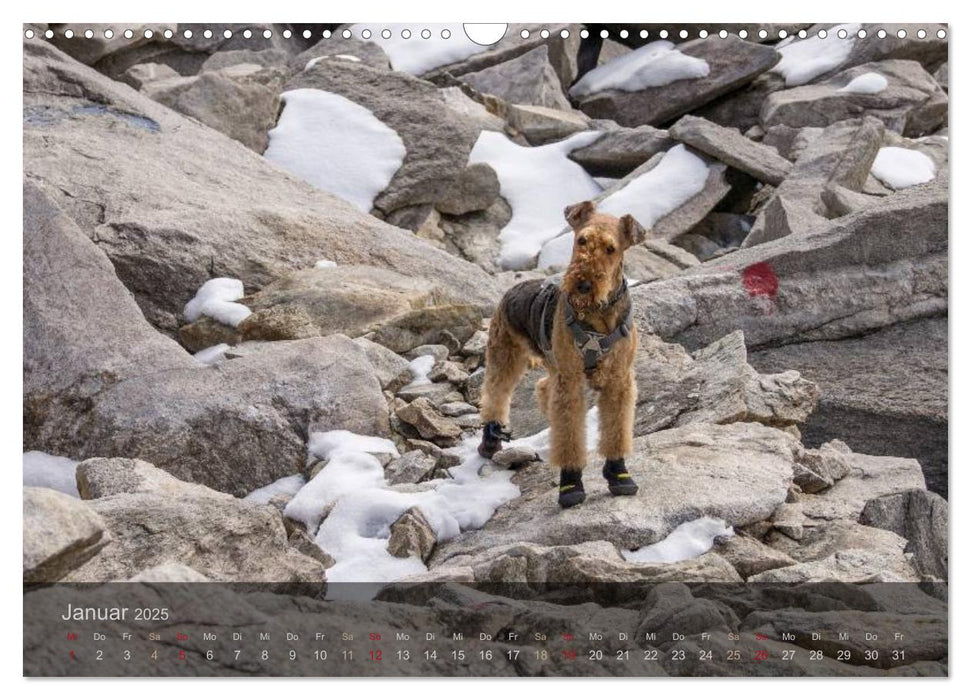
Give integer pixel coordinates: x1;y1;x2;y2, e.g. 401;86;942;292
742;262;779;298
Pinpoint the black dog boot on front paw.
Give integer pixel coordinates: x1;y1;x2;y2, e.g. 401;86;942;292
603;458;638;496
478;420;512;459
558;469;586;508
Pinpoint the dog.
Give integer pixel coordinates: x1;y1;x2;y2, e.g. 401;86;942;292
477;200;645;508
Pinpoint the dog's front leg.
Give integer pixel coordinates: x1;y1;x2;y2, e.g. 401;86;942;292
548;370;588;508
597;370;639;496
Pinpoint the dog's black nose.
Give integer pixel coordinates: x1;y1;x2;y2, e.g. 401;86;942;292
577;280;593;294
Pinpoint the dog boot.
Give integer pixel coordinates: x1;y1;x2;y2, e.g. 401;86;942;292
478;420;512;459
603;458;638;496
558;469;587;508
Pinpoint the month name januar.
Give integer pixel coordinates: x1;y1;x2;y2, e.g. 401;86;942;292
61;603;129;621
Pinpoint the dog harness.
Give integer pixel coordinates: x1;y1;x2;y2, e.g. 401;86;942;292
536;276;633;373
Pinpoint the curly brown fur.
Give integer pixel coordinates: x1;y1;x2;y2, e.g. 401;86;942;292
479;201;646;497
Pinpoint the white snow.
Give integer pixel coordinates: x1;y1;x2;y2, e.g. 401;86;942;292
350;23;490;75
773;23;861;87
622;517;733;564
265;88;406;212
570;41;710;98
193;343;230;365
314;259;338;269
244;474;306;504
838;72;889;94
870;147;937;189
298;408;602;590
23;451;79;497
537;145;710;269
469;130;603;270
402;354;436;389
183;278;252;327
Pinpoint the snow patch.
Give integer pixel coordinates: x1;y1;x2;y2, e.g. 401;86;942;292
306;55;362;71
265;88;406;212
538;145;711;269
622;517;733;564
871;146;936;189
23;451;79;498
183;278;252;327
350;23;490;75
838;72;889;94
244;474;306;504
469;130;602;270
314;259;338;269
402;354;436;389
773;24;861;87
570;41;710;97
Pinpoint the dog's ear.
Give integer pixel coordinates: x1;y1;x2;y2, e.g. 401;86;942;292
619;214;647;249
564;201;596;230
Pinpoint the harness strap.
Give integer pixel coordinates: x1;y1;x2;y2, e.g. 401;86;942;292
562;282;633;372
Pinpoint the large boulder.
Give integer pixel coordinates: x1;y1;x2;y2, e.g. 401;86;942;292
761;60;948;137
860;489;948;580
631;178;947;351
573;35;780;128
460;45;572;111
23;41;499;334
750;317;948;496
66;458;327;584
24;180;389;496
432;422;798;563
139;63;286;152
743;117;886;246
567;123;673;177
24;487;108;584
284;59;495;217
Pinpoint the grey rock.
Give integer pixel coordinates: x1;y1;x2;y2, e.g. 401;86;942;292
404;344;451;362
201;48;290;73
369;305;482;354
745;117;885;247
491;446;541;468
385;451;437;485
750;317;947;496
504;103;590;146
428;360;470;384
396;397;463;440
290;37;391;72
433;422;798;562
286;60;492;217
461;330;489;357
387;507;437;562
396;382;464;405
66;459;326;584
461;45;572;111
748;548;920;583
934;61;948;91
712;534;798;579
120;61;179;89
127;562;210;582
352;337;413;392
761;60;948;138
669;114;793;185
76;457;201;499
24;179;389;497
860;489;947;580
438;401;478;417
24;487;108;584
574;35;780;128
23;41;499;335
632;178;947;351
141;63;286;153
567;124;674;178
228;265;441;343
422;24;580;90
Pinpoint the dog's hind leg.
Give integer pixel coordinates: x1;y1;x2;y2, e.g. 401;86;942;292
478;315;531;458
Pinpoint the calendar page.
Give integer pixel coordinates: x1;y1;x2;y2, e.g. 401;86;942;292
22;21;948;678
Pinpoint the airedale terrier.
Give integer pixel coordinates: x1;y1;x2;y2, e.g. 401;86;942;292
477;201;646;508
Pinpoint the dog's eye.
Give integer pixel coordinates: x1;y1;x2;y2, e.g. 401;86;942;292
606;245;616;254
577;236;587;246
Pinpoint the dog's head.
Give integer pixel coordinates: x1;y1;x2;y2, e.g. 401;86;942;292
561;201;646;312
